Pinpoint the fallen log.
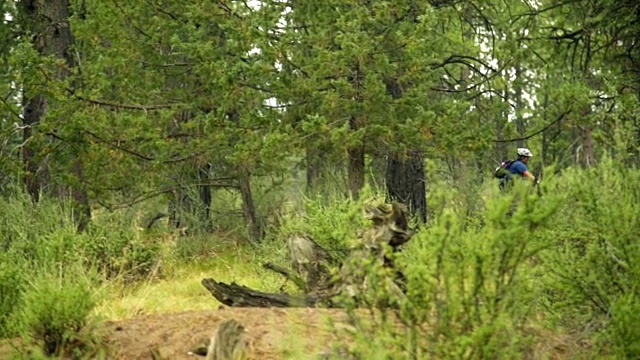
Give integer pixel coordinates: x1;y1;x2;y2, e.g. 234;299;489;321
202;202;413;308
201;278;335;308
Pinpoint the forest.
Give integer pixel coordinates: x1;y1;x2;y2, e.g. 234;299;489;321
0;0;639;358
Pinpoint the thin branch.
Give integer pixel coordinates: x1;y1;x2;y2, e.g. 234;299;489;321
97;181;237;210
0;93;22;121
75;96;179;110
84;130;155;161
494;110;572;143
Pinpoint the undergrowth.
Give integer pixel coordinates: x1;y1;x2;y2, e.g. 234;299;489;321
0;155;638;359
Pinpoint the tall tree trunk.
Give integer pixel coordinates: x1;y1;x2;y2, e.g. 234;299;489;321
198;162;213;232
514;65;526;148
384;79;427;223
165;110;214;233
386;151;427;224
541;89;550;168
237;167;262;242
19;0;91;231
226;109;263;242
347;61;365;200
306;138;325;196
21;92;45;202
348;115;365;200
579;125;595;167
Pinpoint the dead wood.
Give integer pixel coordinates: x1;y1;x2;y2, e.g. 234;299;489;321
202;202;414;308
201;279;334;308
205;319;246;360
262;262;307;291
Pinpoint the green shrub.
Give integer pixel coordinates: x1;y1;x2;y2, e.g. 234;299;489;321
20;271;97;357
274;187;375;262
0;254;24;337
539;156;640;354
607;294;640;358
316;178;560;358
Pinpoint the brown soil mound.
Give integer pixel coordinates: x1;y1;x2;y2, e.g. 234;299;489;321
106;307;353;360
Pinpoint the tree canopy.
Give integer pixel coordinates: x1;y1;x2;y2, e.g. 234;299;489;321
0;0;638;233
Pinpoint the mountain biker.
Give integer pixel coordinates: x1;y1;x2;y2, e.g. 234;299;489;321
497;148;537;190
509;148;536;181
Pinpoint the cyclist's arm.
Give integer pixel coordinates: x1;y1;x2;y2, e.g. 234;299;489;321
522;170;535;181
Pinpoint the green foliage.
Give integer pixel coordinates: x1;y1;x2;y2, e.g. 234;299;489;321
275;186;377;261
0;191;161;352
607;295;640;358
314;158;638;358
20;271;97;357
0;254;24;338
86;219;162;282
539;156;640;351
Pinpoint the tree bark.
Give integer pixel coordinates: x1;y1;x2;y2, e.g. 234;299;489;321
21;93;46;202
384;78;427;223
198;162;213;232
514;65;526;148
306;138;327;196
19;0;91;231
347;61;365;200
386;151;427;224
237;166;263;242
202;279;328;308
166;111;214;234
347;116;365;200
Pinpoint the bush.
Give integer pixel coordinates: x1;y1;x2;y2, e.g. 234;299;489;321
87;209;163;282
539;156;640;354
607;295;640;358
273;187;375;262
20;271;98;357
0;254;24;337
311;174;561;358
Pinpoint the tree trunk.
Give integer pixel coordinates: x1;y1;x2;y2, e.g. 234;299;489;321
237;167;263;242
514;65;526;148
384;78;427;223
165;110;214;234
198;162;213;232
21;93;45;202
347;61;365;200
204;320;246;360
580;125;595;167
347;115;365;200
306;139;326;196
385;151;427;224
19;0;91;231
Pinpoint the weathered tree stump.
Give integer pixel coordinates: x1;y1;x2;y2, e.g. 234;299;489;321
202;202;414;308
205;319;246;360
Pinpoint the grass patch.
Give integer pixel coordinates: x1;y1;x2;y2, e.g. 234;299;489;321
94;242;286;320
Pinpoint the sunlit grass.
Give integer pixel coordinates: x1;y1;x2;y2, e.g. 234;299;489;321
93;238;287;321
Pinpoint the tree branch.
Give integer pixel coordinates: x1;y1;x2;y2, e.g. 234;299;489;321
76;96;179;110
494;110;571;143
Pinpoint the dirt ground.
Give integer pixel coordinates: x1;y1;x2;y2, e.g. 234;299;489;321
0;307;586;360
105;307;354;360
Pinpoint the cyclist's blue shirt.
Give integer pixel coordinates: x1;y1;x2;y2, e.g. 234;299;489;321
507;160;528;177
